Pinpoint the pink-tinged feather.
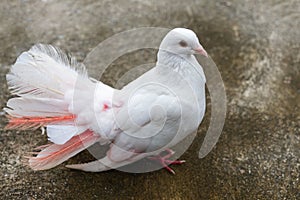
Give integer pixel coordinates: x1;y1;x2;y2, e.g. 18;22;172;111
27;130;100;170
5;115;76;130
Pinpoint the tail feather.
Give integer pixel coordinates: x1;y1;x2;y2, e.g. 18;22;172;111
5;115;75;130
5;44;91;130
5;44;113;170
27;130;100;170
46;125;86;144
5;97;70;117
5;43;90;114
6;44;87;98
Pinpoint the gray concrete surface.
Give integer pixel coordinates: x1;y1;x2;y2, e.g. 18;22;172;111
0;0;299;199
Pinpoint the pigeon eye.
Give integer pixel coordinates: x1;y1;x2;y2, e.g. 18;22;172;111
179;40;188;47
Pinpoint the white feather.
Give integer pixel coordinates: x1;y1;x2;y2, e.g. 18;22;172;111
5;44;91;117
5;44;95;145
5;44;116;146
6;44;88;99
46;125;86;144
5;97;69;117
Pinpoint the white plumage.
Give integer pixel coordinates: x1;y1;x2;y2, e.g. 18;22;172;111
5;28;208;173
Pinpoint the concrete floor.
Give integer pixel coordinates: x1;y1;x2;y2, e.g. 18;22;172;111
0;0;299;199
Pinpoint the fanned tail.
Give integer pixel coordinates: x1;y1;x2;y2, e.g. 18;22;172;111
4;44;113;170
4;44;91;131
26;130;100;170
6;44;87;99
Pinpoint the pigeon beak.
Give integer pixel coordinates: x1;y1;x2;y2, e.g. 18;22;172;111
193;46;208;57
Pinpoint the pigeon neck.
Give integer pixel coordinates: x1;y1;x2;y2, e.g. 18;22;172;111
156;50;206;83
157;50;191;69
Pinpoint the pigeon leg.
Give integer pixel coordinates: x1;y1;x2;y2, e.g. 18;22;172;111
148;149;186;174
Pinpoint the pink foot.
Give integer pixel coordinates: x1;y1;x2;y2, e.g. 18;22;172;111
149;149;185;174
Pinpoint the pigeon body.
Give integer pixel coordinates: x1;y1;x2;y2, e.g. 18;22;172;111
4;28;208;172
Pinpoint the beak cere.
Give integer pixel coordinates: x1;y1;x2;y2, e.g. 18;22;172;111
194;46;208;57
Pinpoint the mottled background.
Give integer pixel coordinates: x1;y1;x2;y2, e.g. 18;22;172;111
0;0;299;199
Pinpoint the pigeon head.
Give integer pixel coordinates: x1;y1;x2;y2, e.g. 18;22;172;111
159;28;208;57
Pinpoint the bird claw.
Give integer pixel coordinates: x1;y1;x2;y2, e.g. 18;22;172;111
149;149;185;174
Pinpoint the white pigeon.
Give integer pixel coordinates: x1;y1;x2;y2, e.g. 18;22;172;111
4;28;208;174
